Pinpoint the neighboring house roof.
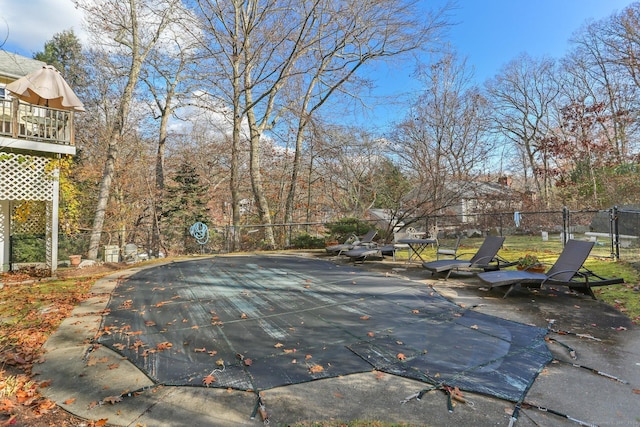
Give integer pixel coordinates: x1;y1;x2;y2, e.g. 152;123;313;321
0;50;46;81
453;180;518;199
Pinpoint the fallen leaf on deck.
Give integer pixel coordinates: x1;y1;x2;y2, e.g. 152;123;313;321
102;395;123;405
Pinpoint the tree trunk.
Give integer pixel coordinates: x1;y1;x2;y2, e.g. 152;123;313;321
245;96;277;249
86;0;148;260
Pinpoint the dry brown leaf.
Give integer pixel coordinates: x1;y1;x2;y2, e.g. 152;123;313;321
202;375;216;386
360;315;370;320
102;395;123;405
274;342;284;348
63;398;76;405
470;325;479;330
156;342;173;351
243;358;253;366
367;331;375;337
305;354;313;360
194;348;206;353
215;358;225;366
240;313;248;319
309;364;324;373
396;353;406;360
411;309;420;314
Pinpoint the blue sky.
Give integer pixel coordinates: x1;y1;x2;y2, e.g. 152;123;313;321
0;0;635;128
363;0;636;129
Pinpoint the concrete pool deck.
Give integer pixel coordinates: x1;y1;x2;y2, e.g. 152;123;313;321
34;254;640;426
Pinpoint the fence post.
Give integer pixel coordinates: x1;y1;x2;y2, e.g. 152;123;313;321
610;206;620;260
562;206;569;246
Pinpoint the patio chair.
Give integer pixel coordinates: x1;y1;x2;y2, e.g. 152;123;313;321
344;229;416;263
477;239;624;299
422;236;509;279
326;229;377;256
436;235;461;260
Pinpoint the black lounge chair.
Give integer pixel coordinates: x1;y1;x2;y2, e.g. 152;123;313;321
422;236;509;279
342;245;386;263
326;229;377;256
343;231;414;263
477;239;624;299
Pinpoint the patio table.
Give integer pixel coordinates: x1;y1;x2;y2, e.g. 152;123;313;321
397;238;436;262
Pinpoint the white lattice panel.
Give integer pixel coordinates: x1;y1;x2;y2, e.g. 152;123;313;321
0;152;53;201
11;201;46;234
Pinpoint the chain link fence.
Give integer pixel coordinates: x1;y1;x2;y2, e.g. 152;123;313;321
8;207;640;268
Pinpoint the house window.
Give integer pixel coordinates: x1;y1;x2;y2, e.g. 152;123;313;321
0;87;5;99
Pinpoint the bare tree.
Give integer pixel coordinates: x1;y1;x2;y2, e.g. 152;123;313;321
76;0;182;259
140;18;201;257
280;0;450;235
190;0;449;249
485;54;559;203
315;126;386;217
391;50;493;223
566;18;635;161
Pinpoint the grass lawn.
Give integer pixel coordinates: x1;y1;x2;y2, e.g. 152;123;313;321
415;235;640;323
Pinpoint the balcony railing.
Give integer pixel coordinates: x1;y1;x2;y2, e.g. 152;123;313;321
0;98;75;146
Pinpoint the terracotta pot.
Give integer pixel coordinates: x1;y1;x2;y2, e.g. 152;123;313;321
69;255;82;267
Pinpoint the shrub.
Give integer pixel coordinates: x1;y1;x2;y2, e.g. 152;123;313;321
325;217;374;243
291;233;326;249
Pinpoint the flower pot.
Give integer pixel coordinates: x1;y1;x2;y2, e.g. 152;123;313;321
69;255;82;267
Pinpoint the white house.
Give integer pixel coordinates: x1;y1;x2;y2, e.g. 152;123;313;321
0;50;79;273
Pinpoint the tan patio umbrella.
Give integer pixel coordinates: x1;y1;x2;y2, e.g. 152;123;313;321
5;65;85;112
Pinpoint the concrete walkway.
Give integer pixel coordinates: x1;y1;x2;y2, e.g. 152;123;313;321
34;256;640;426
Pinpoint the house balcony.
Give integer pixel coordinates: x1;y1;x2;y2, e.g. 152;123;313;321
0;98;76;156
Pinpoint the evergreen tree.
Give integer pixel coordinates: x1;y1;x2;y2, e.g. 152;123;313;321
163;161;210;228
33;29;87;89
